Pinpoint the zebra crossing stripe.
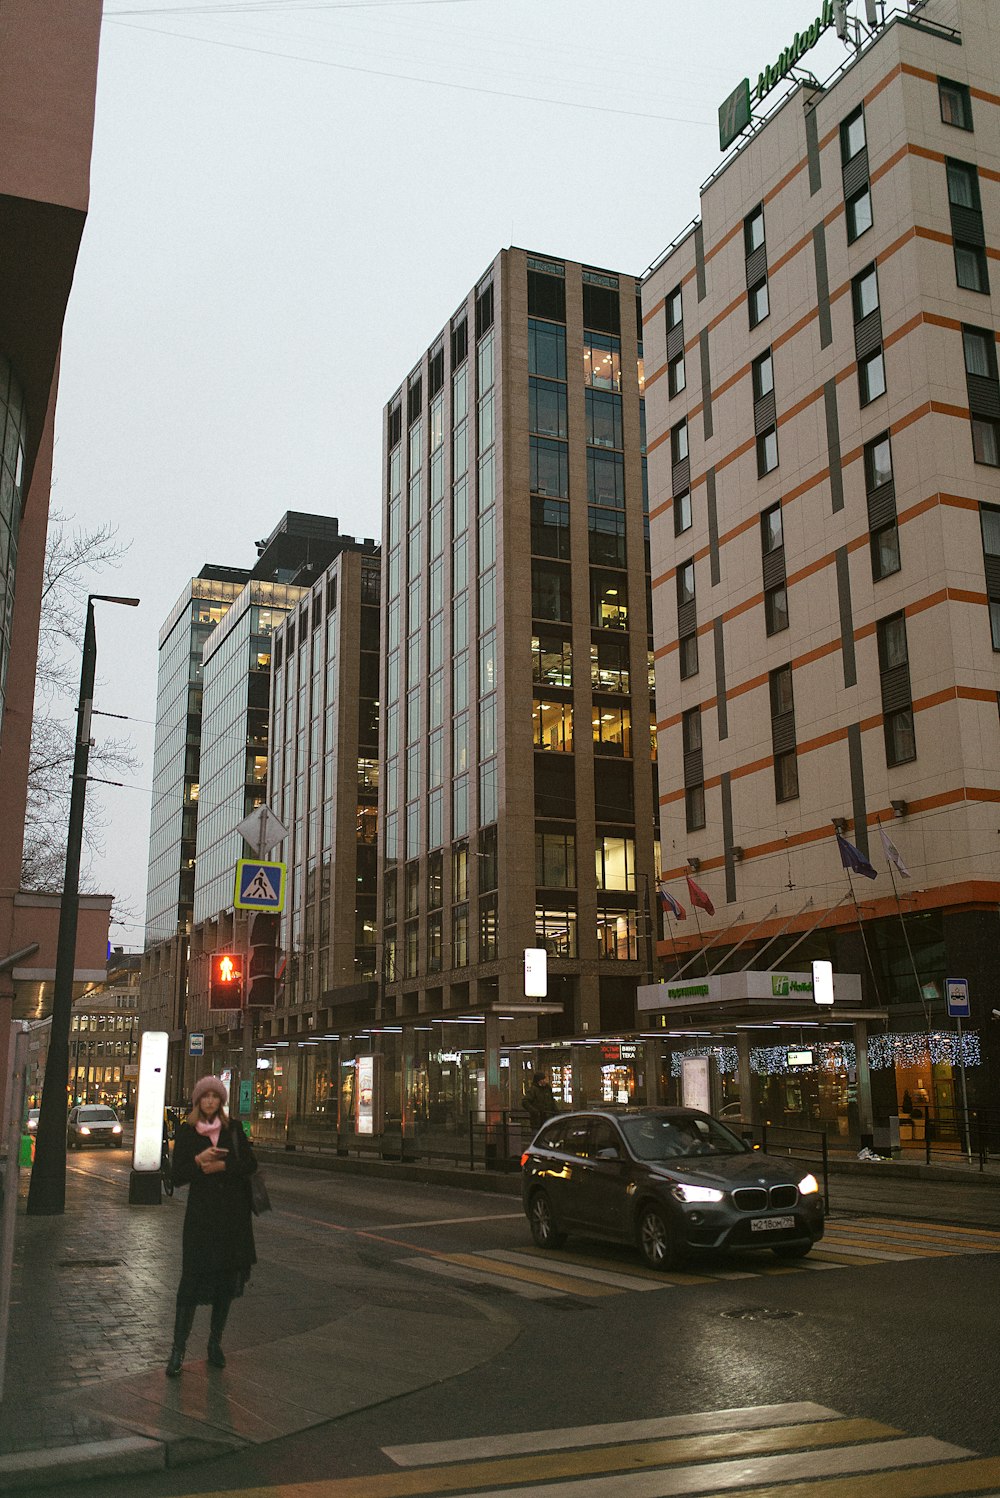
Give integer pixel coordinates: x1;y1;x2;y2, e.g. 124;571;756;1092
400;1256;560;1300
402;1252;618;1297
476;1250;669;1292
384;1400;847;1466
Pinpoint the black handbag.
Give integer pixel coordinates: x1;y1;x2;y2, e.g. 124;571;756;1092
231;1122;272;1214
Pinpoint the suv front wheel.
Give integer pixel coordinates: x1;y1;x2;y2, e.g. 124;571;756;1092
637;1203;680;1270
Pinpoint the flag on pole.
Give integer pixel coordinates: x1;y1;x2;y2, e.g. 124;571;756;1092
686;875;715;916
835;831;877;880
879;825;911;879
658;886;686;920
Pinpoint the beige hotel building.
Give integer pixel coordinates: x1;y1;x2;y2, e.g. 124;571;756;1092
641;0;1000;1133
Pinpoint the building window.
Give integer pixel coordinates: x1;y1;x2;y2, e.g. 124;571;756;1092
858;349;886;406
852;264;879;321
761;503;783;554
679;634;699;679
665;285;683;331
756;426;778;477
530;436;569;497
947;158;980;211
533;698;573;752
587;449;625;506
752;350;774;400
535;827;576;887
865;431;893;491
535;905;577;958
585;388;622;449
744;204;765;255
955;242;989;293
939;77;973;131
841;105;866;164
682;705;702;754
593;704;632;757
674;489;692;535
979;505;1000;649
846;185;873;243
588;506;626;568
591;637;629;692
529;378;568;438
531;496;570;559
871;523;901;581
528;319;567;380
677;560;695;608
877;611;916;767
972;419;1000;467
963;325;996;380
595;834;635;890
764;583;789;636
671;420;688;466
668;352;686;398
748;277;769;329
774;751;799;802
685;784;706;833
591;572;628;630
583;332;621;391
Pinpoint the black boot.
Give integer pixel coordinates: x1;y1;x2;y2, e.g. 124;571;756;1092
207;1295;231;1368
166;1302;196;1378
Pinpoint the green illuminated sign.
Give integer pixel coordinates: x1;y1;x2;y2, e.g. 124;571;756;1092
772;975;814;996
719;0;835;151
667;983;710;1000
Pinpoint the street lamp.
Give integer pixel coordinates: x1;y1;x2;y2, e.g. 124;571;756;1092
27;593;139;1216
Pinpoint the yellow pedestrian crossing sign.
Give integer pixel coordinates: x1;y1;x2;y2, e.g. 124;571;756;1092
234;858;286;912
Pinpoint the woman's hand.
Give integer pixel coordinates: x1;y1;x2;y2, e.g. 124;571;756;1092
198;1146;229;1173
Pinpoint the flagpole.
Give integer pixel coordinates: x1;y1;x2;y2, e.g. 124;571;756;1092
664;904;682;977
706;905;778;976
845;864;882;1004
877;816;930;1030
671;908;745;980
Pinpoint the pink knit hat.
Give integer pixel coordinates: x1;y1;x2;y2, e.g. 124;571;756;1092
191;1075;228;1109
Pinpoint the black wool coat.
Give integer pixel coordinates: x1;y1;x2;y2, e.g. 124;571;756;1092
171;1120;258;1279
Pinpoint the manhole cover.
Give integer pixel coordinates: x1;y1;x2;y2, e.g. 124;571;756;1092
721;1306;800;1322
59;1259;123;1269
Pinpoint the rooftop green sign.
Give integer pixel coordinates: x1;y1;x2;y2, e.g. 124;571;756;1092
719;0;836;151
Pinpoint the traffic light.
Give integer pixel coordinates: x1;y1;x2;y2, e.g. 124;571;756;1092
246;911;279;1007
209;952;244;1009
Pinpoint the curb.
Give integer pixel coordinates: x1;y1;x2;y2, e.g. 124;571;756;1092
0;1436;164;1493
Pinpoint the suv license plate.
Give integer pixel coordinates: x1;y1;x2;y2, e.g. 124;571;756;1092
751;1215;796;1232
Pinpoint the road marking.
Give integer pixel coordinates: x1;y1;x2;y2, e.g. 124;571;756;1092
400;1256;557;1299
384;1401;847;1466
175;1403;1000;1498
476;1250;668;1292
420;1251;619;1297
366;1214;525;1231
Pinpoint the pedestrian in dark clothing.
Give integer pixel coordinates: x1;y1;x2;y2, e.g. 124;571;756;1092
523;1070;559;1133
165;1075;258;1377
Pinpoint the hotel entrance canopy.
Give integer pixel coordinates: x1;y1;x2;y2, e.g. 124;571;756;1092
637;968;887;1031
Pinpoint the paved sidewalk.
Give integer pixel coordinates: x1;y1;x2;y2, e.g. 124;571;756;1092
1;1144;997;1492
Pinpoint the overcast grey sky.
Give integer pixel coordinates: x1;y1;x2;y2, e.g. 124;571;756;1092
53;0;852;947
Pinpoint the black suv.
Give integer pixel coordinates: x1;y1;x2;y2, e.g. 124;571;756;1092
521;1106;824;1270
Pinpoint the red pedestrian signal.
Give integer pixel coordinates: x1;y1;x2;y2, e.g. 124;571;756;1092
209;952;244;1008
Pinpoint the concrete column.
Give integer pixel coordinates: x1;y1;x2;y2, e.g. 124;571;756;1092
644;1039;662;1104
737;1030;757;1125
853;1019;874;1148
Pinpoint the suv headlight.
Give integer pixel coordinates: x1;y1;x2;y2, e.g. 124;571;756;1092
672;1183;724;1204
798;1173;820;1195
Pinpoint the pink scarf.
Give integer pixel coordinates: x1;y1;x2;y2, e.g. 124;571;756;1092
195;1117;222;1147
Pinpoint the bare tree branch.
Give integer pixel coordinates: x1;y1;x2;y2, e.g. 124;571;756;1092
22;512;136;893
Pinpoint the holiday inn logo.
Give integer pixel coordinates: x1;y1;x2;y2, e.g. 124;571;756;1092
772;974;814;996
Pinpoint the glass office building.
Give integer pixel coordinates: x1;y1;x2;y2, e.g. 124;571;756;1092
145;568;250;946
378;249;661;1060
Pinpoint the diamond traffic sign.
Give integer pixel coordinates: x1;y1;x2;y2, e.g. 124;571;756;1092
234;858;286;912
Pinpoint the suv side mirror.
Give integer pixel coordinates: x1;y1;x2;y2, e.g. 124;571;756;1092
595;1146;621;1160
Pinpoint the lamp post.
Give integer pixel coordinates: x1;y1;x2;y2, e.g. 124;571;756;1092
27;593;139;1216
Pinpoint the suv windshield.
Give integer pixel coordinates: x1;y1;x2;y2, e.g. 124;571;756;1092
80;1107;118;1122
618;1113;746;1161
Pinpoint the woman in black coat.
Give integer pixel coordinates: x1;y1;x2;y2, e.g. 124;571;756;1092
166;1075;257;1376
